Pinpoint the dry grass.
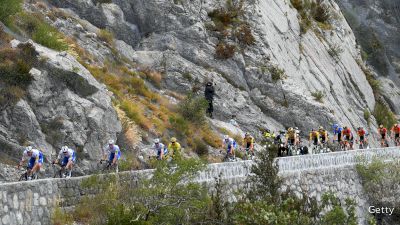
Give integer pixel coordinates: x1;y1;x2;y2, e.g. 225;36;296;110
139;68;163;88
97;29;114;45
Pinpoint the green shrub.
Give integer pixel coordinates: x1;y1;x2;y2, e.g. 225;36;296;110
373;102;396;129
269;65;286;82
182;71;193;82
10;13;68;51
0;43;36;88
327;44;343;61
193;138;208;156
169;114;190;139
215;42;236;59
178;93;208;125
51;207;73;225
363;108;371;125
0;86;25;108
311;91;324;102
93;0;112;4
0;0;23;23
312;2;331;24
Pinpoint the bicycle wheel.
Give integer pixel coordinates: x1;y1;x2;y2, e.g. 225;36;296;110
18;172;27;181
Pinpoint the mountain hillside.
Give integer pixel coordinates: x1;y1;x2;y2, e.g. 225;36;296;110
0;0;398;180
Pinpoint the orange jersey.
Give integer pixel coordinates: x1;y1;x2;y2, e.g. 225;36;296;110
357;129;366;136
392;125;400;134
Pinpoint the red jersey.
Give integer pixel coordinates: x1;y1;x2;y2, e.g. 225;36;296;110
392;125;400;134
379;128;387;135
357;129;366;136
342;128;351;136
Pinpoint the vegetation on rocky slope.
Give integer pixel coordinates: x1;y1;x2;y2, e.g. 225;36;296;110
207;0;255;59
0;41;37;109
356;158;400;224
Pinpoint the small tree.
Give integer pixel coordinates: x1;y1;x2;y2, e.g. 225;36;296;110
178;93;208;125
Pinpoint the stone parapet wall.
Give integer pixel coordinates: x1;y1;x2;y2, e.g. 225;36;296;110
0;148;399;225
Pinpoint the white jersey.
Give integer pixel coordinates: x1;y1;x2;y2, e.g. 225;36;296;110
153;143;165;152
104;145;120;154
223;138;236;147
57;148;75;159
22;149;41;161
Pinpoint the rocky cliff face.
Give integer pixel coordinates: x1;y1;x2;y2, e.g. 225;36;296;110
0;40;121;177
336;0;400;114
47;0;377;133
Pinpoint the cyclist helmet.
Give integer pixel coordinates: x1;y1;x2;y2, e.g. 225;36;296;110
154;138;160;144
224;135;229;140
358;127;362;130
288;127;293;132
280;130;286;134
318;126;323;130
62;146;68;153
332;124;339;129
379;124;383;128
108;139;115;145
266;129;270;133
245;132;250;136
26;146;33;152
294;127;299;130
171;137;177;142
343;126;348;129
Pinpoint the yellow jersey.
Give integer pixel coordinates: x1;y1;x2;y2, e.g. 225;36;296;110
244;136;254;144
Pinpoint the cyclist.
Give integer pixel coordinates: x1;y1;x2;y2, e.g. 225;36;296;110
309;129;320;146
341;126;352;150
103;139;121;166
378;124;388;147
168;137;182;160
54;146;76;178
356;127;368;149
17;146;44;180
243;132;255;157
390;123;400;146
285;127;297;155
222;135;236;160
285;127;297;146
332;124;343;143
275;130;286;157
319;126;328;149
295;127;301;146
154;138;168;160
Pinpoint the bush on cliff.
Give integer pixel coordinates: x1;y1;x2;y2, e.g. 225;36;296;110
0;0;23;23
356;158;400;224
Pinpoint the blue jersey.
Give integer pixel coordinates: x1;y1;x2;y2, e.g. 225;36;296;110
333;127;342;135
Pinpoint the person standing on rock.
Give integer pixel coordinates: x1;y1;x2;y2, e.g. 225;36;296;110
204;81;215;118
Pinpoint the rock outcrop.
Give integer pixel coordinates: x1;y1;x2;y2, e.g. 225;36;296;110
336;0;400;114
0;40;121;177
